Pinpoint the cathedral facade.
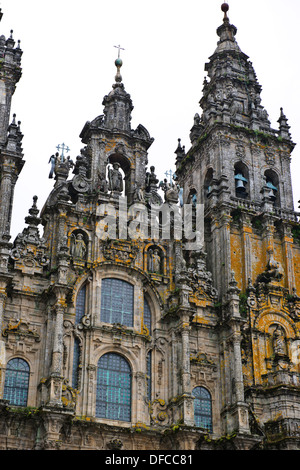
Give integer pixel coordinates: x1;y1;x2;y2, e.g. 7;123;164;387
0;4;299;450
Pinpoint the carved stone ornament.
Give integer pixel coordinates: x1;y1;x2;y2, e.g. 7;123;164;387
71;173;91;193
149;399;170;426
107;438;123;450
3;320;40;342
102;239;138;264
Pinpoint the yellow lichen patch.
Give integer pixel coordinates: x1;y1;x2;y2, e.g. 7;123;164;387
230;232;243;290
293;248;300;294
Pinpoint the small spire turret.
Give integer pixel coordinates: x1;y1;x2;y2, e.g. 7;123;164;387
278;107;292;141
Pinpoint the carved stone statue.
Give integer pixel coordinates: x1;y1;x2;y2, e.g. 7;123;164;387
133;182;145;202
273;326;286;356
148;248;161;274
108;163;123;193
71;233;87;259
48;154;56;179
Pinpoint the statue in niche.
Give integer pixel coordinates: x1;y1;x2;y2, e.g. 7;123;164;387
148;248;161;274
71;233;87;260
108;162;123;193
272;325;287;356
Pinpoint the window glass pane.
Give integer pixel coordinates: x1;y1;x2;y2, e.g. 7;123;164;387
146;351;152;402
96;353;131;422
101;278;134;327
144;298;151;334
193;386;213;432
3;358;30;407
72;338;80;389
75;285;86;324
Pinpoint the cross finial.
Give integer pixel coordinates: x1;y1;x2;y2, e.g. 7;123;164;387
56;143;70;162
165;169;175;184
114;44;125;59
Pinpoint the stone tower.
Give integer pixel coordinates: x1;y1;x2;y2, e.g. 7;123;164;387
0;3;299;452
0;10;23;240
176;3;300;448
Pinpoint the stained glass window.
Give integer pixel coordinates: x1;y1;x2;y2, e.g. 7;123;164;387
144;298;152;334
75;284;86;324
193;386;213;432
100;278;134;327
96;353;131;422
3;358;30;407
72;337;80;389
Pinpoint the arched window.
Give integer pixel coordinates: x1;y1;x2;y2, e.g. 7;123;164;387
144;298;152;334
96;353;131;422
193;386;213;432
75;284;86;324
3;358;30;406
204;168;214;198
100;278;134;327
72;337;80;389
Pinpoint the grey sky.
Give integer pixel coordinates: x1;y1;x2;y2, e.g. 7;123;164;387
0;0;299;239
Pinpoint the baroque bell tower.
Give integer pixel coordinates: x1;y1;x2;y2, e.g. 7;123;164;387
176;3;300;446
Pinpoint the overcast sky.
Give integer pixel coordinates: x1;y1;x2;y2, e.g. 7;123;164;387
0;0;299;239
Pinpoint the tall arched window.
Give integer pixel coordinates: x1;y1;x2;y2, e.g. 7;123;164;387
3;358;30;406
72;337;80;389
96;353;131;422
144;298;152;334
193;386;213;432
100;278;134;327
75;284;86;324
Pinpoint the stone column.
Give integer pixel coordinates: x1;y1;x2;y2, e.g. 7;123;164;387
181;326;191;395
0;290;6;393
48;298;66;407
0;168;13;235
86;364;96;417
232;332;245;403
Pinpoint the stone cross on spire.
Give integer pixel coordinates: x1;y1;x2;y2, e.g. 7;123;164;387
114;44;125;59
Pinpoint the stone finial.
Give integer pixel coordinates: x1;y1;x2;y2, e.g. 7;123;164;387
221;2;230;20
